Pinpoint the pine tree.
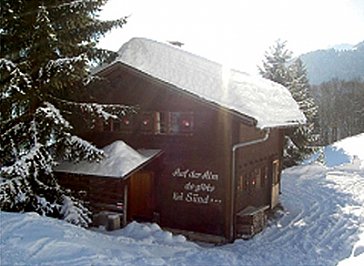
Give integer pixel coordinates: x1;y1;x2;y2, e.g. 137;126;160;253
259;40;292;86
284;58;318;167
259;40;318;167
0;1;129;226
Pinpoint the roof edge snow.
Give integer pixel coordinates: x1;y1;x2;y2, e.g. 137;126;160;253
55;141;162;179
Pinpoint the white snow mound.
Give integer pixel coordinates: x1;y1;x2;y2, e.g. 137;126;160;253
306;133;364;168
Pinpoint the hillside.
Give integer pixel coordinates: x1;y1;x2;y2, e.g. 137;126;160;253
300;41;364;85
1;134;364;265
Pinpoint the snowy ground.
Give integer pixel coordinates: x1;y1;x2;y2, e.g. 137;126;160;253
1;134;364;266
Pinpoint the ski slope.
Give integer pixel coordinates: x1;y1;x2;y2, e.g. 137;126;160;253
1;134;363;265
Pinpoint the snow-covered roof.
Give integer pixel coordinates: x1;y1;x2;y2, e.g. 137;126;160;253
99;37;306;128
55;141;161;178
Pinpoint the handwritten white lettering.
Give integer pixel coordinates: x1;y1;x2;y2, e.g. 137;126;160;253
184;182;215;193
172;168;189;178
172;192;184;201
171;167;222;205
188;170;202;179
201;170;219;180
185;193;209;204
171;168;219;181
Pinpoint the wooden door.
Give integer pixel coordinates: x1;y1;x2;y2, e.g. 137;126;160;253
128;171;155;221
271;160;280;208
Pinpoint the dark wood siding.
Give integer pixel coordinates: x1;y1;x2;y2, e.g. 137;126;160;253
82;65;235;236
57;173;125;214
234;125;284;212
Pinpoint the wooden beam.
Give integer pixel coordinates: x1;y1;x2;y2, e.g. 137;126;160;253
123;184;128;226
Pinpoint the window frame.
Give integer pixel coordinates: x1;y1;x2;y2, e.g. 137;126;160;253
143;111;194;136
102;111;195;136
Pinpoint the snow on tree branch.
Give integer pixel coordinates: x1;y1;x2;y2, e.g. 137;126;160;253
51;96;135;121
58;0;105;11
45;55;86;73
1;143;53;179
36;102;71;129
1;58;32;99
0;58;16;72
35;5;52;28
39;54;88;87
62;135;104;163
83;74;102;86
0;175;32;210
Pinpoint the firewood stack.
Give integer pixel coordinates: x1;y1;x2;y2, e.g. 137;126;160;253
236;205;269;239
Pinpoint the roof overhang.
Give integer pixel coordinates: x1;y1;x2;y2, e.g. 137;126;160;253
54;141;163;180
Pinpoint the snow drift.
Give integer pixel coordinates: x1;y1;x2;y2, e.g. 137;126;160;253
1;134;363;265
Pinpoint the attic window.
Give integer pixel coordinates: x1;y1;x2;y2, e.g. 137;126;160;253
102;112;194;135
142;119;149;126
141;111;194;136
170;112;194;134
155;112;167;134
103;115;133;132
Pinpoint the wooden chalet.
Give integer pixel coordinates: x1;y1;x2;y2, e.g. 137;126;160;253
56;38;305;243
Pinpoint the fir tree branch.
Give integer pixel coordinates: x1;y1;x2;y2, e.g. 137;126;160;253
49;95;136;121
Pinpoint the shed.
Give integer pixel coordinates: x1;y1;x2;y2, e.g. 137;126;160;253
55;141;163;227
68;38;305;242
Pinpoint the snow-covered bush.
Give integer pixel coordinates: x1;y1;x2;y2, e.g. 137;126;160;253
60;195;91;228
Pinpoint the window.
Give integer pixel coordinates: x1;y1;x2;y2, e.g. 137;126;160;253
261;166;268;187
237;173;250;192
141;112;154;133
253;168;260;188
142;111;194;136
155;112;167;134
238;175;244;191
102;111;194;136
103;115;133;132
237;168;262;192
170;112;194;134
120;116;133;131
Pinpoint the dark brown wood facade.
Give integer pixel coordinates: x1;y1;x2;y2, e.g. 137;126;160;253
75;62;286;242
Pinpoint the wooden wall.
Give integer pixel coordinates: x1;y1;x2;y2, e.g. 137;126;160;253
78;63;285;239
57;173;125;213
234;125;284;212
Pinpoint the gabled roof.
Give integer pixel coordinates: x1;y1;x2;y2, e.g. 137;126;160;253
97;37;306;129
55;141;161;178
